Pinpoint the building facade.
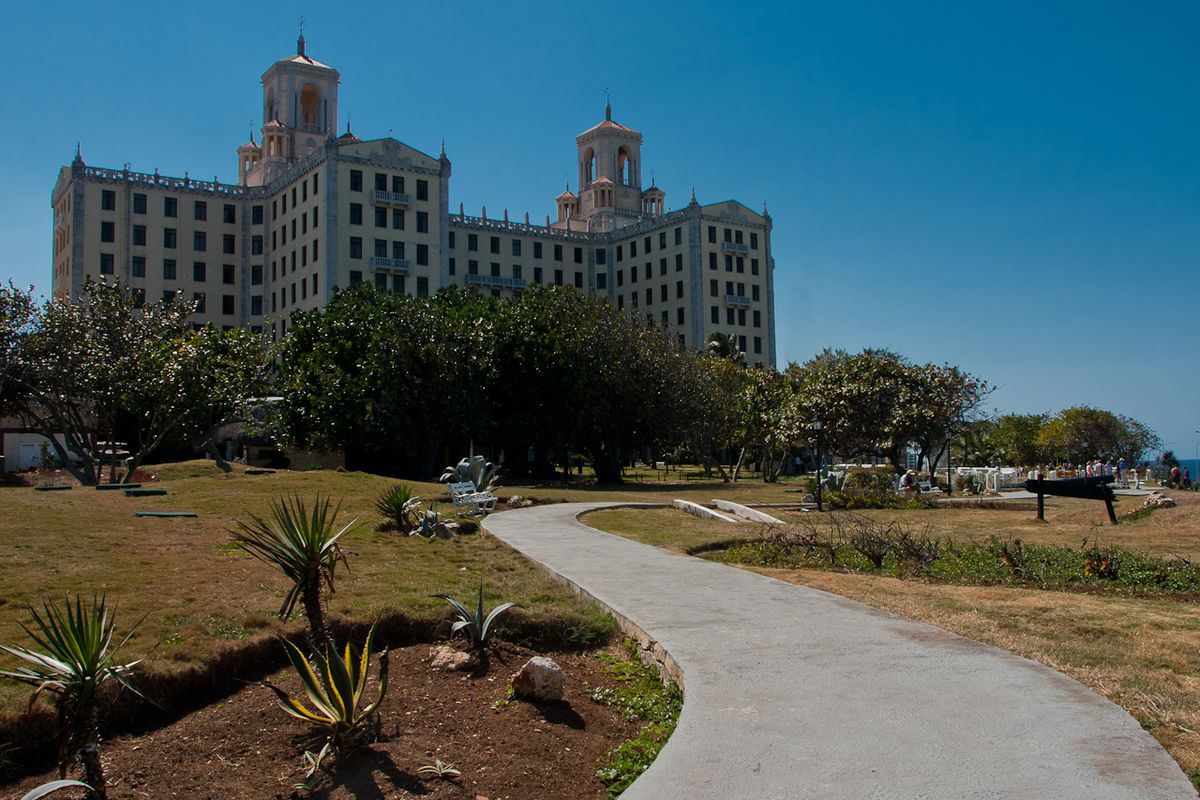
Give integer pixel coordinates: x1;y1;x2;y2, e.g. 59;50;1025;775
51;38;777;365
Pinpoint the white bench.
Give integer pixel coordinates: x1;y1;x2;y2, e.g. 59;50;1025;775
448;481;497;514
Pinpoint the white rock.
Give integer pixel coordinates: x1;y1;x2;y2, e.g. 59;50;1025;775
510;655;565;701
429;644;475;671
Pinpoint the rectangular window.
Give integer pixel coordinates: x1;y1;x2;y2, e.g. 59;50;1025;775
659;232;667;249
727;307;736;325
676;280;684;299
100;221;115;243
252;235;263;255
738;309;747;326
533;242;543;258
662;310;669;324
554;244;563;261
724;228;732;242
222;295;235;315
753;310;762;328
707;226;716;243
302;278;308;299
225;234;237;255
350;270;363;284
617;245;624;262
710;279;718;297
252;205;263;225
132;288;145;307
645;263;652;281
751;258;760;276
223;264;235;285
644;236;652;253
223;204;236;224
312;273;318;296
750;232;759;249
574;272;583;289
392;241;405;260
554;269;564;286
375;207;388;228
193;262;206;282
375;173;387;192
252;264;263;285
725;255;733;272
133;193;147;214
490;262;501;277
752;285;760;301
416;244;429;265
630;241;637;258
574;247;583;264
416;179;429;201
726;281;735;295
468;259;479;275
737;257;744;274
390;274;404;294
736;230;744;245
417;276;429;296
711;306;719;324
675;227;682;246
510;239;521;257
754;336;762;354
416;211;428;233
675;253;683;272
660;285;668;302
448;257;456;275
101;190;116;211
392;209;404;230
629;267;637;284
99;253;114;274
132;256;146;278
192;292;205;313
251;295;263;315
392;175;404;194
194;201;207;221
468;234;478;251
350;237;363;259
281;195;287;214
193;231;206;251
677;307;685;325
131;225;146;246
512;264;523;280
350;203;363;225
375;239;388;258
708;252;716;270
490;236;500;254
739;335;747;354
375;272;387;289
660;258;667;276
617;295;624;310
350;170;363;191
163;259;177;280
291;187;297;207
164;228;177;249
616;269;624;287
448;231;456;248
533;266;543;283
646;288;653;306
301;213;308;235
597;272;607;289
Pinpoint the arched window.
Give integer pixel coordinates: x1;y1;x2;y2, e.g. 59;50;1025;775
300;84;320;128
618;148;633;186
583;148;596;185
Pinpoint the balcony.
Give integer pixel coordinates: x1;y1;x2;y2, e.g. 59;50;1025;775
370;256;411;272
372;190;411;207
725;294;751;308
722;241;749;255
466;273;527;290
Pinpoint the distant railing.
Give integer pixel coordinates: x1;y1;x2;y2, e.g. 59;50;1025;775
466;273;526;290
722;241;749;255
372;190;411;206
370;256;411;271
725;294;751;308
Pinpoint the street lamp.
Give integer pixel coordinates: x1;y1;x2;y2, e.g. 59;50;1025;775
812;420;824;512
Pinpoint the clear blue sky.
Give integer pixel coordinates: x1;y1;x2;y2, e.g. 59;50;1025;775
2;1;1197;459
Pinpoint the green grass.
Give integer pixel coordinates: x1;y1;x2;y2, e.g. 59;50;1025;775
588;641;682;798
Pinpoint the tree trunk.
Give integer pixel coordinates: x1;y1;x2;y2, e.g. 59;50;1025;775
591;445;624;485
78;701;107;799
301;578;332;654
732;445;747;482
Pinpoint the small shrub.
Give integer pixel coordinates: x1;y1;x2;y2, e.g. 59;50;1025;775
433;582;520;653
842;466;895;497
1082;542;1121;580
374;482;421;533
417;759;462;779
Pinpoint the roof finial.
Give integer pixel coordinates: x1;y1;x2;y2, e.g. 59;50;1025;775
650;169;656;187
297;16;306;56
249;121;256;144
762;200;769;216
604;88;612;121
690;185;697;203
565;177;571;192
346;113;351;133
440;139;446;158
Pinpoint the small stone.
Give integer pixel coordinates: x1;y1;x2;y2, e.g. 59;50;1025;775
802;493;815;503
508;495;525;509
510;656;565;701
432;522;455;539
429;644;475;671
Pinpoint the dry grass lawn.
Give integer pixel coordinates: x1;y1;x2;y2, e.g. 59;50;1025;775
584;501;1200;787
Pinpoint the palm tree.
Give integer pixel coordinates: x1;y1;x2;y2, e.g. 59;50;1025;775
705;332;745;366
231;494;356;653
0;596;143;799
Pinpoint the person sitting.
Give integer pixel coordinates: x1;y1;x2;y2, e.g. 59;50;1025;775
899;469;920;494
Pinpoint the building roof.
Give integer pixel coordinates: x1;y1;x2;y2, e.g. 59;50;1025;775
263;119;286;129
275;53;336;70
237;139;261;152
557;189;577;200
579;118;637;136
592;176;614;185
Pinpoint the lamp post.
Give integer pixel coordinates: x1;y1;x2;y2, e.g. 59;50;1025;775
812;420;824;512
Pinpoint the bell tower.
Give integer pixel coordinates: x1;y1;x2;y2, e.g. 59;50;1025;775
256;33;340;180
573;96;643;231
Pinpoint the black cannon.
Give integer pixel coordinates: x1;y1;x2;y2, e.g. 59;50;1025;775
1024;474;1117;524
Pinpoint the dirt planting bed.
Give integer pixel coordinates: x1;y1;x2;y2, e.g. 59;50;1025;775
5;642;643;799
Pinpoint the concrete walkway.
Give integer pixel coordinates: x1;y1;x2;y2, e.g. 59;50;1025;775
484;502;1195;800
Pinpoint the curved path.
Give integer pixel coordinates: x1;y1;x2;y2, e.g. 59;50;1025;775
484;502;1195;800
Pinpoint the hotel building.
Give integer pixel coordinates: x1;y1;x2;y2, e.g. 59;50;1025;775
51;37;777;365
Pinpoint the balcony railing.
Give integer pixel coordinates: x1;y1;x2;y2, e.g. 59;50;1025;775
370;256;411;271
722;241;749;255
725;294;751;308
372;190;411;207
466;273;527;290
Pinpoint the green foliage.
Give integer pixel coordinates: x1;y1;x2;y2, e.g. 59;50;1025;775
375;482;421;533
231;494;356;651
434;582;520;651
824;491;936;510
440;456;500;492
416;759;462;779
590;642;682;797
20;781;94;800
261;624;388;787
0;596;143;797
841;466;896;496
1037;406;1160;464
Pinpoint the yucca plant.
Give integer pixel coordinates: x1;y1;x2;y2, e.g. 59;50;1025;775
231;494;356;653
261;624;388;788
0;596;143;800
433;582;519;655
374;482;421;533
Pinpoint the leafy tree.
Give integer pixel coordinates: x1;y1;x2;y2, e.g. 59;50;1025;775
0;282;35;416
900;363;992;475
984;413;1048;466
704;331;745;367
675;354;746;481
735;366;802;482
1036;406;1159;463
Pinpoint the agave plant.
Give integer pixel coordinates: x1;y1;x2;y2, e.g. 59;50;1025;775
440;456;501;493
413;504;441;538
261;624;388;788
21;781;94;800
0;596;143;800
417;758;462;779
433;582;519;653
231;494;356;653
374;482;421;533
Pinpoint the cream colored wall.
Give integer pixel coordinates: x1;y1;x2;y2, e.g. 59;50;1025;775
696;216;771;366
264;164;323;338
